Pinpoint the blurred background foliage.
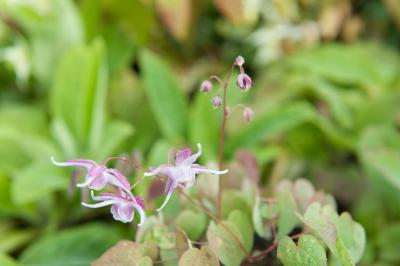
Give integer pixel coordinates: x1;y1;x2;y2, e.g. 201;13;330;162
0;0;400;265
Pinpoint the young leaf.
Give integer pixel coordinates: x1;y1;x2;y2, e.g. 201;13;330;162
93;240;153;266
277;235;327;266
140;50;188;142
228;210;254;252
179;246;219;266
206;221;246;266
176;209;208;241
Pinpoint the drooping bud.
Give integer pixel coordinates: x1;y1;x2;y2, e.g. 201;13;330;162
235;55;245;66
236;73;252;91
243;107;254;122
211;96;222;108
200;80;213;93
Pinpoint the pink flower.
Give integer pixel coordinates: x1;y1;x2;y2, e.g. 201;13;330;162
211;96;222;108
51;157;131;192
82;190;146;226
200;80;213;93
243;107;254;122
144;143;228;211
235;55;245;66
236;73;252;91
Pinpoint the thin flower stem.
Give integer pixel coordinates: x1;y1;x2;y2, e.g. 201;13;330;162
177;189;250;257
217;63;236;221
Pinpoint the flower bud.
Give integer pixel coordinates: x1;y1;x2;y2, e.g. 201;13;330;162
243;107;254;122
200;80;213;93
236;73;252;91
235;55;245;66
211;96;222;108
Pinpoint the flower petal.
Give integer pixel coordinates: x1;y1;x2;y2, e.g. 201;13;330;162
81;199;117;209
51;157;96;169
131;202;146;226
105;169;131;190
175;148;192;165
144;164;173;177
180;143;202;166
157;179;177;212
193;168;228;175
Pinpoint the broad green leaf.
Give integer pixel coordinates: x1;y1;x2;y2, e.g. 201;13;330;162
11;161;68;204
358;126;400;191
226;102;315;154
337;213;366;263
20;223;124;266
0;228;36;253
160;248;178;266
140;50;188;142
176;209;208;240
228;210;253;252
276;185;298;239
175;228;191;258
178;246;219;266
91;120;134;161
0;252;17;266
93;240;153;266
0;126;56;173
277;235;327;266
206;221;246;266
300;203;338;251
51;39;108;152
221;190;251;219
335;239;354;266
189;93;220;162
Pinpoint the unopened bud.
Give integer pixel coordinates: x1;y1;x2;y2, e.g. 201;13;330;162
211;96;222;108
235;55;245;66
200;80;213;93
236;73;252;91
243;107;254;122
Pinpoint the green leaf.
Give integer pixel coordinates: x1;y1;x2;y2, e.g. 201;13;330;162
300;203;338;251
276;185;298;239
221;190;251;219
11;161;68;204
278;235;327;266
93;240;153;266
0;228;37;253
335;239;354;266
20;223;124;266
206;221;246;266
337;213;366;263
175;228;191;258
226;102;315;154
189;93;220;161
0;252;17;266
228;210;253;252
358;126;400;191
51;38;108;152
176;210;207;241
178;246;219;266
140;50;188;142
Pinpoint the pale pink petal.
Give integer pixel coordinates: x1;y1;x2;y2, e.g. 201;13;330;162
175;148;192;165
144;165;173;177
193;168;228;175
118;204;135;223
51;157;95;169
76;174;97;188
88;174;109;190
106;169;131;190
131;202;146;226
180;143;202;166
81;200;117;208
157;180;177;212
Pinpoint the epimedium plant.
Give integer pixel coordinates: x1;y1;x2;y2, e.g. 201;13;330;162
50;56;366;266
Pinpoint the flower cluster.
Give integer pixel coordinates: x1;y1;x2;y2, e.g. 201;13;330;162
200;55;254;122
51;144;227;226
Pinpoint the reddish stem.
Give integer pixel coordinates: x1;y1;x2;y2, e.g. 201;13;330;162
217;64;236;220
